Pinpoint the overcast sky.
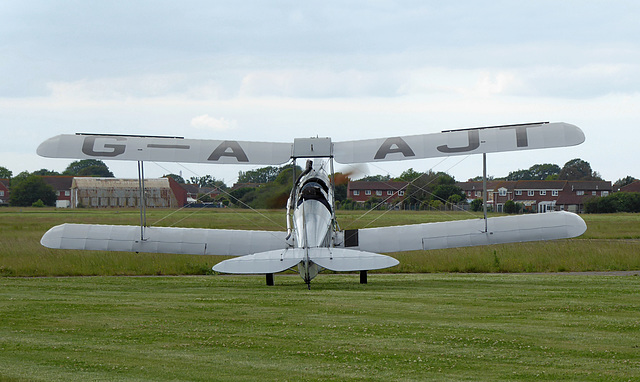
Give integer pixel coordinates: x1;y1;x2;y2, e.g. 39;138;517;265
1;1;638;184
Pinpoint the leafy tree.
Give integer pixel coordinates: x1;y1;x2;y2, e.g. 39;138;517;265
432;184;465;204
356;174;391;182
506;163;560;181
614;176;638;189
31;169;61;176
10;175;56;206
403;171;460;205
189;175;227;190
585;193;640;213
237;166;282;184
228;187;256;206
163;173;185;184
506;168;532;181
32;199;46;207
404;171;439;205
330;171;355;202
0;166;12;179
558;159;602;181
470;198;483;212
63;160;114;177
469;175;496;181
530;164;561;180
396;168;422;182
504;200;517;214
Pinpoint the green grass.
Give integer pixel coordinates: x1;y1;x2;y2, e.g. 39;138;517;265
1;207;639;276
1;274;639;381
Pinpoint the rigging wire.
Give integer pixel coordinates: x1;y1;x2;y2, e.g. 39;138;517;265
343;155;481;230
146;161;289;244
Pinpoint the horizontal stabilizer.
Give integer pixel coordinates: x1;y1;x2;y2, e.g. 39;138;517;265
213;249;304;274
37;134;292;165
41;224;289;256
353;211;587;252
212;247;399;274
333;122;584;163
308;248;399;272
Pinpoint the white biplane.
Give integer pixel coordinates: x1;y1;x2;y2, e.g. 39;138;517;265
38;122;587;287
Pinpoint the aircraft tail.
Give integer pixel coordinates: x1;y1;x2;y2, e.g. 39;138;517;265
213;247;399;274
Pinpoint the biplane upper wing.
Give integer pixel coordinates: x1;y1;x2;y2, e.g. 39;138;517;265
333;122;584;164
344;211;587;253
37;134;292;165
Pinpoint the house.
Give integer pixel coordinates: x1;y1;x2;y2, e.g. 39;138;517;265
347;181;408;203
512;180;567;213
178;183;222;204
458;180;612;213
70;177;182;208
619;181;640;193
556;181;612;213
41;176;74;208
0;179;9;205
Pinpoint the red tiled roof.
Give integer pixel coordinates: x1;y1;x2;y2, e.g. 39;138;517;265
514;180;566;190
619;181;640;193
566;181;612;191
41;176;74;191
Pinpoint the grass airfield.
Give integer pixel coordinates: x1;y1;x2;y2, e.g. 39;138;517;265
1;274;639;381
1;208;640;380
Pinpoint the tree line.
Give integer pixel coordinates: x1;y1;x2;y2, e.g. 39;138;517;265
1;160;114;207
2;158;638;210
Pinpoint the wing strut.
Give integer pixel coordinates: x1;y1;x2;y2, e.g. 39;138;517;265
482;153;488;233
137;161;147;241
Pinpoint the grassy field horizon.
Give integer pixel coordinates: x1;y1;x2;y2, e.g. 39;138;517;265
1;207;639;277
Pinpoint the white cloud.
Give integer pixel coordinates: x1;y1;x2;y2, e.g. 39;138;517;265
190;114;236;131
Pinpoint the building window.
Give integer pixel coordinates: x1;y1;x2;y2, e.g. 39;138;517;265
399;191;404;196
353;190;359;196
592;191;597;195
540;190;546;195
499;188;507;197
528;190;535;196
56;191;60;196
576;190;584;196
0;191;4;197
65;191;70;196
602;191;609;196
387;190;393;196
515;190;522;196
475;191;481;197
552;190;559;196
376;190;382;196
365;190;371;195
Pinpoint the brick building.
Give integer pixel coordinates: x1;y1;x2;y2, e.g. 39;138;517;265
0;179;9;205
70;177;183;208
346;181;408;203
458;180;612;213
41;176;74;208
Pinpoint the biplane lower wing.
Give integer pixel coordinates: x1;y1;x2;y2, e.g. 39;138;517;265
40;223;289;256
349;211;587;253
